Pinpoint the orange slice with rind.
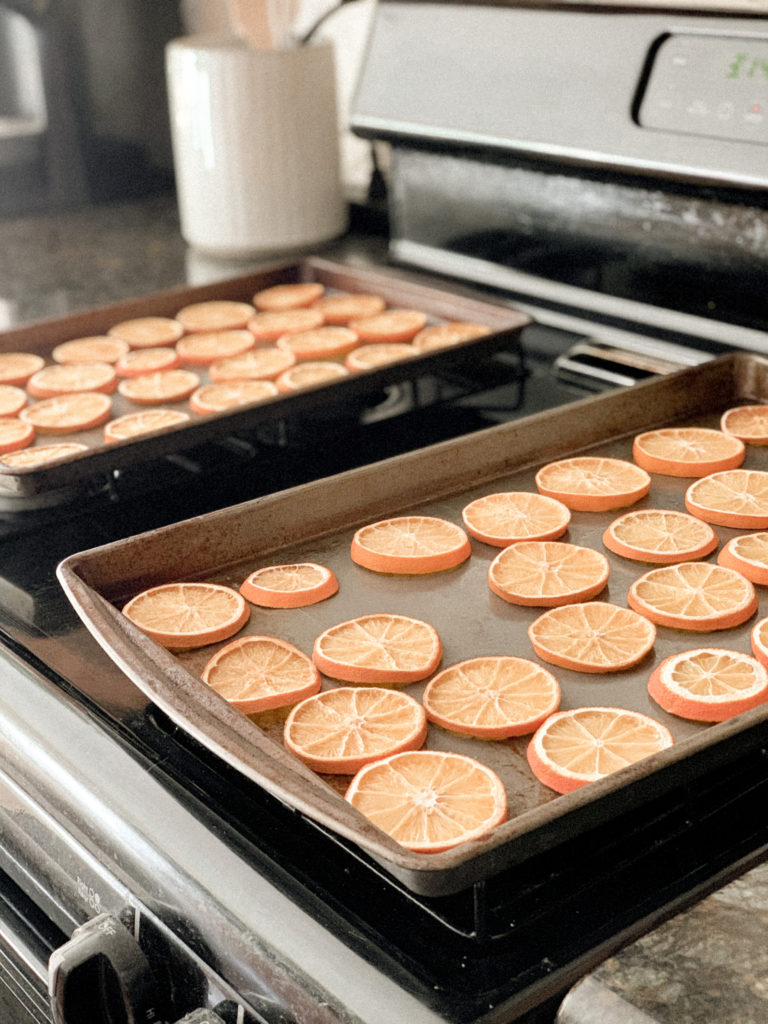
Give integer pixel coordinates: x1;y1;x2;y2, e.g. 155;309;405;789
462;491;570;547
239;562;338;608
104;408;190;442
253;282;325;312
176;329;255;366
349;309;428;344
423;656;561;739
603;508;718;564
350;515;471;575
411;322;493;352
536;456;651;512
720;404;768;446
20;392;112;434
627;561;757;632
0;417;34;454
648;648;768;722
122;581;250;650
284;686;427;774
1;442;87;466
118;369;200;405
488;540;609;606
0;384;27;417
633;426;744;477
247;307;325;342
175;300;255;332
51;336;129;365
276;361;349;392
685;469;768;529
345;750;508;853
201;635;320;715
27;361;117;398
528;601;656;673
108;316;185;348
718;532;768;585
0;352;45;386
311;291;386;325
313;613;442;685
189;380;278;415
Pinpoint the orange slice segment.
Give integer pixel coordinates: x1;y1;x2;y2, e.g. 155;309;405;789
0;384;27;417
685;469;768;528
201;635;320;715
209;347;296;383
462;491;570;547
175;329;254;366
239;562;338;608
118;369;200;405
122;581;249;650
718;532;768;585
0;418;34;454
276;360;349;392
189;380;278;415
350;515;471;575
488;540;609;606
104;408;190;442
526;706;673;794
528;602;656;673
0;352;45;386
26;361;117;398
633;426;745;477
345;343;416;371
276;327;359;362
311;292;386;325
627;561;757;631
284;686;427;774
535;456;651;511
603;508;718;564
253;282;325;312
349;309;428;344
175;300;255;332
1;442;87;466
720;404;768;445
247;307;325;343
20;392;112;434
313;613;442;685
51;336;129;365
648;648;768;722
108;316;185;348
115;347;182;377
750;615;768;669
423;656;561;739
345;750;508;853
412;322;493;352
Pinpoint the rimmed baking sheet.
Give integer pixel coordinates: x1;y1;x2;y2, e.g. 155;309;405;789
58;352;768;896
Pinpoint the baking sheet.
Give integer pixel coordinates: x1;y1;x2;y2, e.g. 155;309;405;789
0;257;529;498
58;353;768;896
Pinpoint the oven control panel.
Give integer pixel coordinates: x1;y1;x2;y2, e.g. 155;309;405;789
639;34;768;145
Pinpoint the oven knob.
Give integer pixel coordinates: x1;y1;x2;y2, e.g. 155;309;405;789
48;913;164;1024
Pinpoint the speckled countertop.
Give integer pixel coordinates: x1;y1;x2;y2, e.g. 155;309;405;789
0;191;765;1024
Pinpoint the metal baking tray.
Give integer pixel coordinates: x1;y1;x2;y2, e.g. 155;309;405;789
0;257;529;499
57;352;768;896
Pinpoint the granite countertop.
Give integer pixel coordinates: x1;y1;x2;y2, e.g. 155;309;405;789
0;191;765;1024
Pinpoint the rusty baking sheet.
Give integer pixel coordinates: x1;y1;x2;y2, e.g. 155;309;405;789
0;257;529;499
58;352;768;896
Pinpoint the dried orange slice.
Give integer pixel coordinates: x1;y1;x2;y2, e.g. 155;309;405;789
685;469;768;528
175;300;255;332
313;613;442;685
276;326;359;362
0;417;34;454
115;347;182;377
345;343;416;371
627;561;757;631
209;348;295;383
27;361;117;398
461;491;571;546
648;648;768;722
240;562;338;608
175;329;254;366
526;706;673;794
423;656;561;739
104;408;190;442
118;369;200;405
720;404;768;445
633;426;744;477
0;352;45;386
20;392;112;434
108;316;185;348
284;686;427;774
189;380;278;415
350;515;471;575
535;456;651;511
349;309;428;344
52;336;129;365
246;307;325;343
311;292;386;325
528;602;656;673
718;532;768;585
603;508;718;564
276;360;349;392
750;616;768;669
412;322;493;352
345;750;507;853
0;385;27;417
122;581;250;650
253;282;325;312
201;635;320;715
488;540;609;606
1;442;87;466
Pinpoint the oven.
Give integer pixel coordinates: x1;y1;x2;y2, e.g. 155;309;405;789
1;3;768;1023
